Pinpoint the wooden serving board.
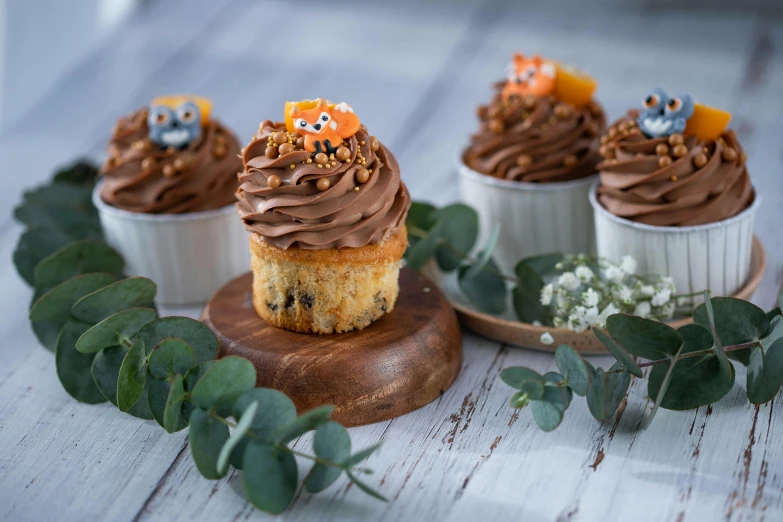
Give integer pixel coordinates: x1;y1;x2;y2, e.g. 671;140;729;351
201;268;462;427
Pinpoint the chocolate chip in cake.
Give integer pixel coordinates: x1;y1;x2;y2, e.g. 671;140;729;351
266;301;279;312
285;292;295;309
299;294;314;308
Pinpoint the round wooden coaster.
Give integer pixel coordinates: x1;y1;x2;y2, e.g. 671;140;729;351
201;267;462;427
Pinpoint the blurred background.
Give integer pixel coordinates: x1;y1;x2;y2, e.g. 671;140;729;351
1;0;781;288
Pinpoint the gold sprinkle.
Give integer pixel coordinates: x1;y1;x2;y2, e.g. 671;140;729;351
317;164;323;168
360;141;366;145
306;158;313;163
290;164;295;169
671;175;678;181
354;187;360;192
331;162;337;167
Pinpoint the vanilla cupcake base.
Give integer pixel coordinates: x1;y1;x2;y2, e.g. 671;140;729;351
249;227;408;334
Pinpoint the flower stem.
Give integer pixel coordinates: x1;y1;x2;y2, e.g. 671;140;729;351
606;341;762;373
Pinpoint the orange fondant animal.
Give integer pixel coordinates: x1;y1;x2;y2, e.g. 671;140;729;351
289;99;361;154
502;53;556;100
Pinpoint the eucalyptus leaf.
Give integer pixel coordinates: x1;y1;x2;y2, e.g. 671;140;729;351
346;470;388;502
233;388;297;441
14;225;82;286
343;442;382;468
55;320;107;404
433;203;479;272
189;408;230;480
463;224;499;280
72;277;157;324
519;253;564;277
555;344;590;396
148;338;195;380
499;367;544;400
217;401;259;475
190;356;256;410
163;374;188;433
405;220;445;270
586;362;631;422
273;405;334;443
304;421;351;493
606;314;684;360
645;334;685;426
149;379;187;432
648;324;733;411
134;317;218;362
458;257;506;315
182;361;215;421
693;297;769;366
29;273;116;351
766;308;781;322
51;160;100;186
76;308;157;354
747;316;783;404
405;201;437;232
593;328;643;377
34;241;124;297
529;385;567;432
509;391;530;408
543;372;573;409
117;340;147;412
512;262;549;325
91;346;153;419
243;442;298;514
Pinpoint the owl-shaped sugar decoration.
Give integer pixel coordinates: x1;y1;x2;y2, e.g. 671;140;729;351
148;96;212;149
637;88;694;138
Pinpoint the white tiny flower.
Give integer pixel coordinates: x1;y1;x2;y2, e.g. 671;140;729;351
557;272;581;291
598;303;620;325
620;255;638;275
553;316;565;328
651;288;672;307
575;266;594;282
634;301;651;318
572;305;587;319
540;331;555;345
662;302;676;318
540;283;554;306
582;288;600;307
604;265;625;284
615;285;634;303
584;306;600;326
568;315;589;333
640;285;655;296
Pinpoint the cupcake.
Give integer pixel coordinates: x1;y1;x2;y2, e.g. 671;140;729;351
590;88;758;298
94;95;248;304
458;53;606;271
235;99;411;334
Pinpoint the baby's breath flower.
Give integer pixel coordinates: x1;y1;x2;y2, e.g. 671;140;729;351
575;266;594;282
620;255;638;275
634;301;651;318
582;288;600;307
640;285;655;296
604;265;625;284
651;288;672;307
557;272;581;291
540;331;554;345
540;283;554;306
598;303;620;324
584;306;599;326
615;285;633;304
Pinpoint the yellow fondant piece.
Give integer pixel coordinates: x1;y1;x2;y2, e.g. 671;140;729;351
284;99;338;133
552;64;597;108
152;95;212;125
684;103;732;140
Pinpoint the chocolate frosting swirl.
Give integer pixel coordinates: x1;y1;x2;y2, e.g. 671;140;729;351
235;121;410;250
597;111;754;226
462;83;606;182
100;108;242;213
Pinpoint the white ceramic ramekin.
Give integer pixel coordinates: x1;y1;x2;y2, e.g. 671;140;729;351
92;185;250;305
589;180;760;298
457;154;597;273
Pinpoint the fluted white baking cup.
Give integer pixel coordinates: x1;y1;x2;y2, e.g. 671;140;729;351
589;179;760;299
92;185;250;305
456;153;596;273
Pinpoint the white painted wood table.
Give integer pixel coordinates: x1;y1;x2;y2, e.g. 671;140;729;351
2;1;783;520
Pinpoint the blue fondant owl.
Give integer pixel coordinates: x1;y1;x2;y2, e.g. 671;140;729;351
637;88;694;138
148;100;202;149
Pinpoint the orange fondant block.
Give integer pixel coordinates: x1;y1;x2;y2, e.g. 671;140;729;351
152;95;212;125
552;64;597;108
285;99;337;133
684;103;732;141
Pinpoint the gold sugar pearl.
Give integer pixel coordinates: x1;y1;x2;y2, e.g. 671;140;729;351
317;164;323;169
356;168;370;183
672;144;689;158
141;157;155;170
336;147;351;162
331;162;337;167
265;145;279;159
488;119;504;134
296;137;305;149
273;131;287;145
693;152;708;168
315;153;329;165
215;134;226;145
267;175;281;189
162;164;176;177
316;178;331;191
289;164;295;169
599;145;615;160
554;104;572;120
214;146;226;159
600;135;609;144
671;175;678;181
608;127;618;139
722;147;738;162
658;155;673;168
655;143;670;156
516;155;533;169
306;158;312;164
132;140;146;151
279;143;295;156
563;154;578;168
173;157;188;171
668;133;684;146
360;140;366;146
370;137;380;152
354;186;360;192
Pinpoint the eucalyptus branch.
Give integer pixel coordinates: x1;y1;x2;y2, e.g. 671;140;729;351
605;341;764;374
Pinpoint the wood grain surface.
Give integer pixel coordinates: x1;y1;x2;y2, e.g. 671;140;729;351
202;268;462;427
1;1;783;521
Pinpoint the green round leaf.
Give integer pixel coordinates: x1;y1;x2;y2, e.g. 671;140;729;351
405;220;445;270
134;317;218;363
233;388;297;441
76;307;157;354
72;277;156;324
190;356;256;410
55;320;107;404
458;257;507;315
148;338;195;380
405;201;437;232
343;443;382;468
29;273;116;351
117;340;147;412
543;372;572;409
433;204;479;272
512;262;549;325
499;367;544;400
530;386;567;431
606;314;684;360
517;253;563;277
149;379;187;432
509;391;530;408
694;297;769;366
555;344;591;396
304;421;351;493
14;224;96;287
593;328;643;377
273;405;335;444
91;346;153;419
163;374;188;433
34;240;124;297
345;470;387;501
217;400;259;475
188;408;230;480
747;316;783;404
243;442;298;514
586;361;631;422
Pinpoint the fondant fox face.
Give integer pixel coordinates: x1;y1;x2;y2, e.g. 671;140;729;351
502;53;556;100
290;99;361;154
